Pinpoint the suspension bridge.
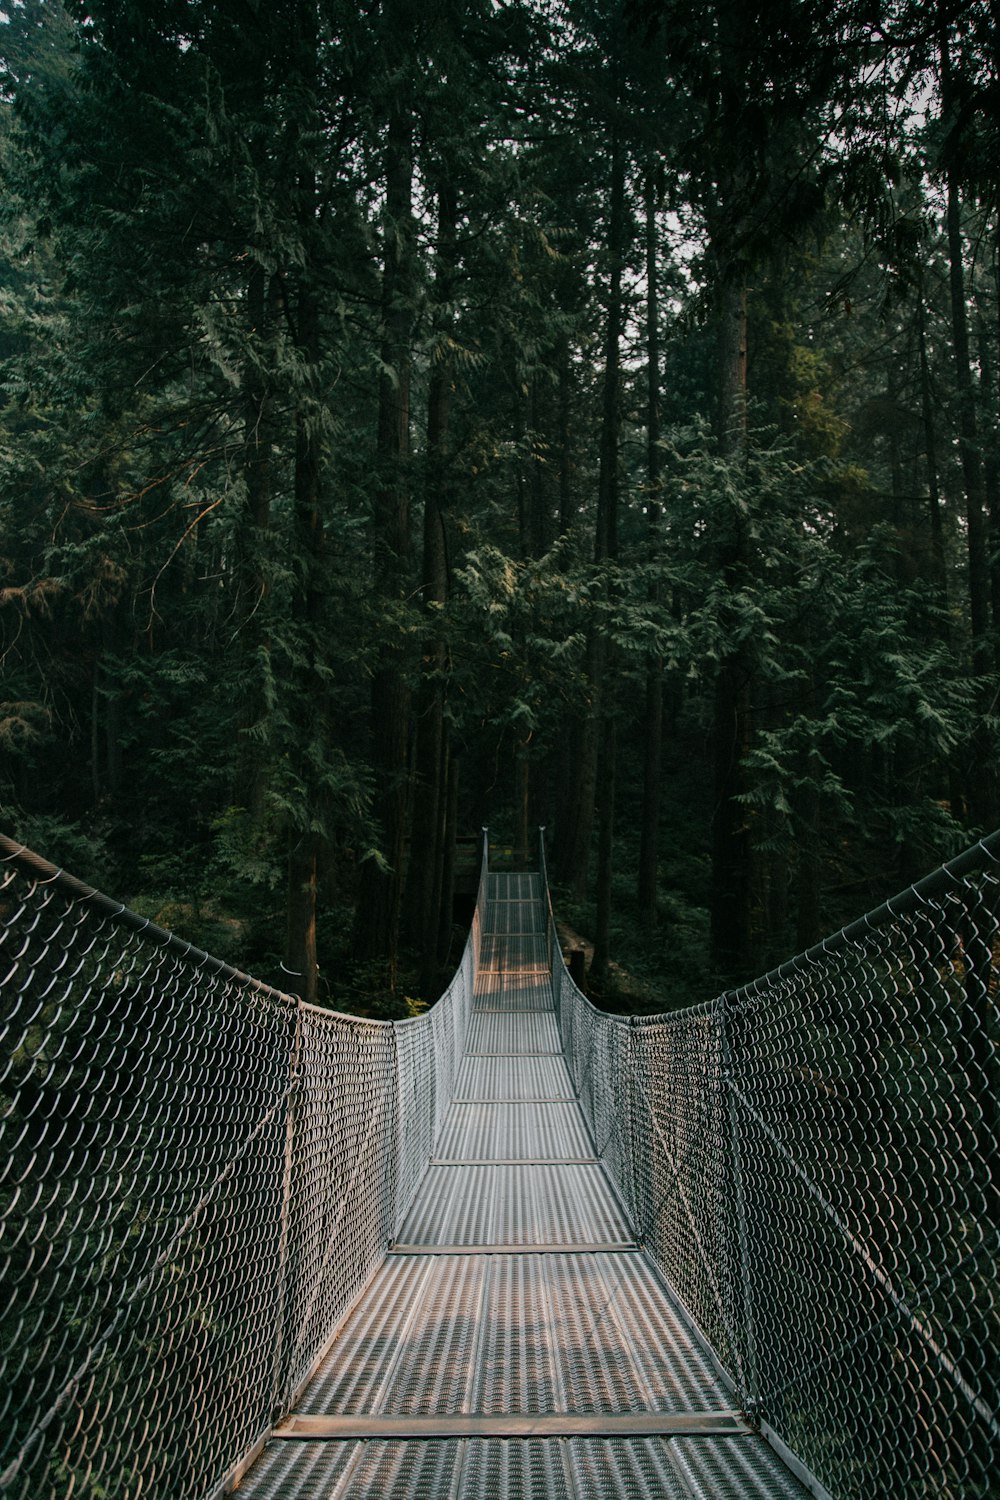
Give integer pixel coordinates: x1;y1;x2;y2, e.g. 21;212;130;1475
1;830;997;1499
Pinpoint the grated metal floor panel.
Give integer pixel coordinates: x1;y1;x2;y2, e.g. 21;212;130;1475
670;1436;820;1499
396;1164;632;1246
477;932;550;971
455;1054;574;1101
241;1436;809;1500
240;870;813;1500
435;1102;593;1161
482;900;547;935
298;1253;726;1419
488;871;543;902
464;1011;561;1054
472;970;555;1011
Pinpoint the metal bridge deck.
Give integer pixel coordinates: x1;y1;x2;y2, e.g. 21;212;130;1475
239;876;811;1500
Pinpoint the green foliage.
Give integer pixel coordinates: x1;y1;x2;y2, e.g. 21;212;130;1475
0;0;992;1008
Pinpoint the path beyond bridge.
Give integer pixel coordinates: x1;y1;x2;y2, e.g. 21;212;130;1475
0;833;996;1499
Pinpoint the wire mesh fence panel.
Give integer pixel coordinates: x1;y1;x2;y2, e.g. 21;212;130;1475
554;974;634;1207
0;833;487;1500
394;1019;437;1232
395;941;476;1235
630;1005;735;1383
721;866;1000;1500
277;1008;397;1410
5;823;996;1500
0;856;296;1500
547;833;1000;1500
431;996;459;1142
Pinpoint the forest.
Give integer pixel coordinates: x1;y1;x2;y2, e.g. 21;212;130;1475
0;0;997;1016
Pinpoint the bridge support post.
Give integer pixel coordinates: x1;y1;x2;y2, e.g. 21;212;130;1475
271;1005;304;1418
720;996;760;1426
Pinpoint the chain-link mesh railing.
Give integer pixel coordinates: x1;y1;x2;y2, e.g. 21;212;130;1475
546;833;1000;1500
0;833;486;1500
394;848;484;1225
6;822;996;1500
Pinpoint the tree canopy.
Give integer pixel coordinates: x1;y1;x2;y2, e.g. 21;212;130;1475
1;0;996;1010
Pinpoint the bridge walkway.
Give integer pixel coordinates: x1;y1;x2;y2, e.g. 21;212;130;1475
238;874;812;1499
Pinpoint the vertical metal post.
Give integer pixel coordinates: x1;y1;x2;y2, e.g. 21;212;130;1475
626;1016;643;1239
389;1017;406;1242
720;994;760;1423
271;1003;304;1417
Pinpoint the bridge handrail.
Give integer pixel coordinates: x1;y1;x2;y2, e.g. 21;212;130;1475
541;827;1000;1500
0;828;489;1500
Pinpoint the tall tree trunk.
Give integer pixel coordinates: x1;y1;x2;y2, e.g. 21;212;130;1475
229;26;278;829
233;262;275;827
550;335;575;874
945;175;991;659
555;634;602;894
514;383;528;558
556;117;625;897
886;367;922;883
591;723;616;990
528;378;551;558
284;8;324;1006
975;312;1000;663
718;275;748;454
557;335;574;535
594;122;624;570
286;834;319;1003
436;748;459;966
919;274;966;819
352;103;414;973
285;400;323;1003
940;30;996;828
404;182;456;983
515;736;531;866
591;120;625;957
638;158;663;930
992;217;1000;672
916;275;948;601
711;653;753;981
710;267;753;984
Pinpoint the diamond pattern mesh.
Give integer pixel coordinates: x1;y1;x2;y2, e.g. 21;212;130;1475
0;835;485;1500
546;834;1000;1500
4;829;996;1500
